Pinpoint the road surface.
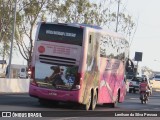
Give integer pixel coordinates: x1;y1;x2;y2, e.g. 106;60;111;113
0;91;160;119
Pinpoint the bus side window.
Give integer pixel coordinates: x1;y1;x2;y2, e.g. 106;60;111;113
21;68;25;72
89;35;92;43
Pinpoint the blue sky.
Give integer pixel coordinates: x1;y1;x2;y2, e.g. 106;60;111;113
11;0;160;71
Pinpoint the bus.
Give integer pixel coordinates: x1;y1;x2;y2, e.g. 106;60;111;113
29;22;129;110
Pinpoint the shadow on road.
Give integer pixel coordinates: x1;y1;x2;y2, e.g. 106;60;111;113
1;91;160;111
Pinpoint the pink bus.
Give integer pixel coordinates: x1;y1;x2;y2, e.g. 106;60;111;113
29;22;129;110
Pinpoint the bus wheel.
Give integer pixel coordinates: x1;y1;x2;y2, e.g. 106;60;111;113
91;92;97;110
141;100;143;104
144;100;147;104
85;93;92;110
111;92;119;108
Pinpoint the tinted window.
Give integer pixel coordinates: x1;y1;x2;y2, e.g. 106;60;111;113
21;68;25;72
126;72;135;79
132;77;142;82
126;75;133;79
155;75;160;78
38;23;83;46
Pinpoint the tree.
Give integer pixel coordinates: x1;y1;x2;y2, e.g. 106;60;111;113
47;0;101;24
96;0;137;46
14;0;137;67
0;0;14;62
47;0;137;43
14;0;103;67
15;0;48;66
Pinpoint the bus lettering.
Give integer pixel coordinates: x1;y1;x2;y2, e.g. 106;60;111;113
46;30;76;38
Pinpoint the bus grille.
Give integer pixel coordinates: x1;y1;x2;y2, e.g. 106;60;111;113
39;54;76;66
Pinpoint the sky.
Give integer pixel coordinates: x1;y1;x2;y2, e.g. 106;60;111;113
126;0;160;71
10;0;160;71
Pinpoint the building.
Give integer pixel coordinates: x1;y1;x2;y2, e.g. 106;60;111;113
6;64;28;78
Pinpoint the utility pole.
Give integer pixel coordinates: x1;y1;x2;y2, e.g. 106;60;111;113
115;0;120;32
136;61;139;76
7;0;17;78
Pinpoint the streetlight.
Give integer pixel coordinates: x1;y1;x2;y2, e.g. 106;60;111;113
7;0;17;78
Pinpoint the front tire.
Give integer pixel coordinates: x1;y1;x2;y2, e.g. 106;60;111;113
144;100;147;104
133;89;136;93
141;100;143;104
129;89;132;93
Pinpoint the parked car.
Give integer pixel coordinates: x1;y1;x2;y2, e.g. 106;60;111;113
129;76;153;95
152;74;160;81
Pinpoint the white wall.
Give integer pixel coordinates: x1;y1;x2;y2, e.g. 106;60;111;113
0;78;30;93
0;78;160;94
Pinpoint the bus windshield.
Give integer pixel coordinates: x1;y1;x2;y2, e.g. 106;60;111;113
38;23;83;46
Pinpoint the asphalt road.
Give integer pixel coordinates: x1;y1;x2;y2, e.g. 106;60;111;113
1;91;160;111
0;91;160;119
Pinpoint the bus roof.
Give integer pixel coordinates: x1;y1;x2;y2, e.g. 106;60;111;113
38;22;127;40
68;23;127;40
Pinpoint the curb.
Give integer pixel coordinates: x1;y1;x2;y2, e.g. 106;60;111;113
0;92;28;95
